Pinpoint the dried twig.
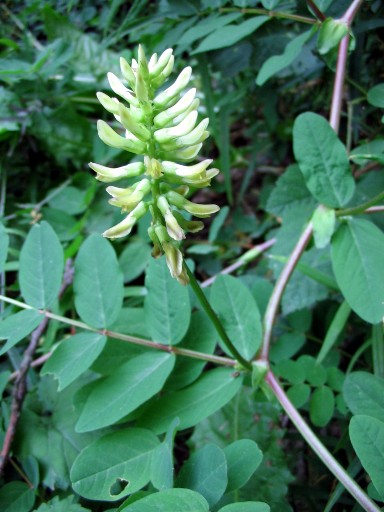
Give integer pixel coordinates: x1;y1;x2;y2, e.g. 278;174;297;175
0;260;74;476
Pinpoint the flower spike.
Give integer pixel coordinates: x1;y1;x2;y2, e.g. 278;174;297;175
90;46;220;283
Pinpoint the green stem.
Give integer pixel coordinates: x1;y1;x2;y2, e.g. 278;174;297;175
184;263;252;371
0;295;236;368
336;190;384;217
219;7;318;25
266;371;381;512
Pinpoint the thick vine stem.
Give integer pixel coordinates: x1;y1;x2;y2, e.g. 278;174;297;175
184;262;252;371
266;371;381;512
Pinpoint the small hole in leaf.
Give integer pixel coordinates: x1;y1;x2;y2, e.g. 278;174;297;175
109;477;129;496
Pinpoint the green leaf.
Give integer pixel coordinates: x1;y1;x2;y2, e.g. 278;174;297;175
210;275;262;359
120;488;209;511
287;383;311;408
138;368;243;434
224;439;263;492
310;386;335;426
176;444;227;507
317;18;348;55
76;352;175;432
144;257;190;345
0;482;35;512
17;376;100;489
256;30;313;85
266;164;316;221
150;417;179;491
349;415;384;499
276;360;305;385
293;112;355;207
74;234;124;328
19;221;64;308
48;185;88;215
193;16;269;54
71;428;160;501
165;311;217;391
34;496;91;512
119;240;151;283
331;219;384;324
209;205;229;243
0;309;42;356
41;332;107;390
219;503;270;512
367;83;384;108
311;206;336;249
297;355;327;386
0;222;9;272
178;13;242;46
343;372;384;422
316;301;350;364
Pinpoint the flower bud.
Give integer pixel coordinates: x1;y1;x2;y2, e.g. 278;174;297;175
107;72;139;107
144;156;163;179
166;143;202;162
157;195;185;240
118;103;150;141
88;161;145;182
154;111;198;144
161;119;209;150
153;67;192;108
103;201;147;239
96;92;120;115
151;55;175;88
154;88;197;128
149;48;173;78
97;120;146;154
166;190;220;218
119;57;136;89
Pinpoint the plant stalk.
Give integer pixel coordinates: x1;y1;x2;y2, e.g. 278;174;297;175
336;190;384;217
184;263;252;370
0;295;237;369
259;222;313;361
266;371;381;512
219;7;318;25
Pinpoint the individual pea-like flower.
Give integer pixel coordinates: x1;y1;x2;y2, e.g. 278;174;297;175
89;45;220;284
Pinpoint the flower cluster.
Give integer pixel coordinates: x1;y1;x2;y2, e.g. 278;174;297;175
89;46;219;284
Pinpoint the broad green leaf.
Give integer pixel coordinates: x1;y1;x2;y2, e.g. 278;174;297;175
270;333;306;363
71;428;159;501
48;185;88;215
256;30;313;85
34;495;91;512
0;482;35;512
176;444;227;507
119;240;151;283
210;275;262;359
178;13;242;46
17;376;100;489
343;372;384;422
74;234;124;328
311;206;336;249
165;311;217;391
316;300;350;364
121;488;209;511
287;383;311;408
150;417;180;491
367;83;384;108
349;415;384;499
224;439;263;492
0;309;42;356
349;139;384;166
331;219;384;324
76;352;175;432
138;368;243;434
219;503;270;512
42;332;107;390
293;112;355;207
0;222;9;272
297;355;327;386
19;221;64;308
266;164;316;221
276;360;305;385
209;206;229;243
193;16;269;54
144;257;190;345
310;386;335;426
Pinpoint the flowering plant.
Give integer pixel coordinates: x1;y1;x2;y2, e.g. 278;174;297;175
89;46;219;284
